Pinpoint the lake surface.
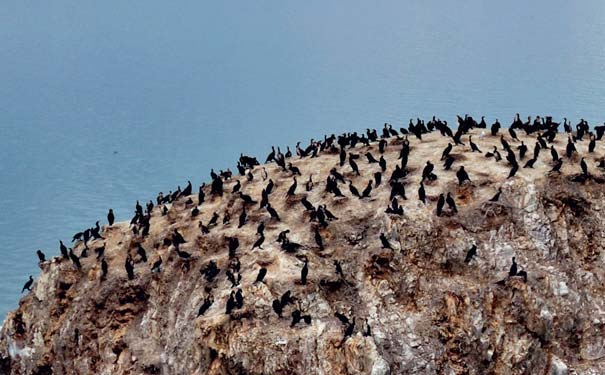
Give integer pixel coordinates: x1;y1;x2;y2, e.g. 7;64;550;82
1;1;605;320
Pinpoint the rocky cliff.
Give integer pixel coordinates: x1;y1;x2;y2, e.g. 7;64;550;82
1;127;605;375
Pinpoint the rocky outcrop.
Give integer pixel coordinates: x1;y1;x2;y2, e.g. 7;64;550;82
1;129;605;374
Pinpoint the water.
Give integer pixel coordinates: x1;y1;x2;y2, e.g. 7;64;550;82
1;1;605;320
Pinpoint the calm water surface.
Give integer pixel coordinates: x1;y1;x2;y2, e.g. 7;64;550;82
1;1;605;319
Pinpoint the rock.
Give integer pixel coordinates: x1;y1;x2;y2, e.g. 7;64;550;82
1;129;605;374
550;355;568;375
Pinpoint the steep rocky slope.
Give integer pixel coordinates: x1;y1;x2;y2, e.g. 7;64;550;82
1;127;605;374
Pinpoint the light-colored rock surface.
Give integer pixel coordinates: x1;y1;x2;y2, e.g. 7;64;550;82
1;128;605;374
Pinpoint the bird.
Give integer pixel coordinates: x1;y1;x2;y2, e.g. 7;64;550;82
361;180;373;198
69;249;81;269
551;159;563;173
436;194;445;216
252;234;265;250
418;182;426;204
446;193;458;213
469;136;481;153
489;188;502;202
238;207;248;228
551;146;559;162
509;257;518;277
21;276;33;293
287;177;297;196
59;240;69;260
334;312;350;325
232;180;241;193
272;299;283;317
36;250;46;262
137;244;148;262
301;258;309;285
266;204;281;221
443;156;455;170
380;233;393;250
175;248;191;259
379;156;387;172
107;209;115;226
151;257;162;272
198;295;214;316
441;143;453;160
314;227;324;250
101;259;108;280
255;268;267;283
523;158;537;168
464;245;477;263
238;192;257;204
456;166;471;185
348;181;361;198
580;157;588;176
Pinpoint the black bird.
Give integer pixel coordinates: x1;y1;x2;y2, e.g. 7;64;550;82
441;143;453;160
175;248;191;259
508;127;519;141
255;267;267;283
508;164;519;179
374;171;382;186
314;227;324;250
523;158;537;168
334;312;350;325
232;180;241;193
342;318;356;343
589;136;596;153
379;156;387;172
464;245;477;263
443;155;455;170
366;152;379;163
36;249;46;262
517;142;528;160
69;249;81;269
301;258;309;285
125;256;135;280
59;240;69;260
489;188;502;202
172;229;186;245
21;276;33;293
551;159;563;173
95;243;105;260
509;257;517;277
239;192;257;204
266;179;274;195
469;136;481;153
418;182;426;204
436;194;445;216
301;197;315;212
361;180;372;198
266;204;281;221
287;177;298;196
107;209;115;226
348;181;361;198
252;234;265;250
446;193;458;213
581;157;588;176
291;310;302;327
238;207;248;228
198;295;214;316
456;166;471;185
272;299;283;317
349;156;360;175
334;260;344;279
101;258;108;279
550;146;559;162
151;257;162;272
208;212;220;227
288;162;302;176
517;270;528;283
137;244;148;262
226;292;236;314
235;289;244;308
422;161;434;180
379;233;393;250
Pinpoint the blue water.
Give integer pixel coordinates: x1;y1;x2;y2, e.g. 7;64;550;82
1;1;605;320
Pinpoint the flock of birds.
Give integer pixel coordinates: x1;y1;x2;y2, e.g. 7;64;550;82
21;114;604;343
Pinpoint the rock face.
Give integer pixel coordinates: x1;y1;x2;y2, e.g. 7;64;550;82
1;129;605;374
